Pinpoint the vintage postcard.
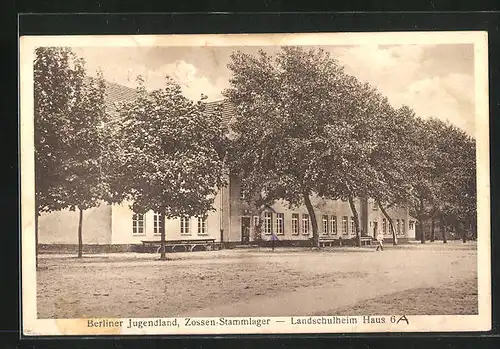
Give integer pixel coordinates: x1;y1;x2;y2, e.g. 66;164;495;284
20;31;491;336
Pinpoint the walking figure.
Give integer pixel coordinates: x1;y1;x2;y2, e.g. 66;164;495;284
271;232;279;251
376;229;384;251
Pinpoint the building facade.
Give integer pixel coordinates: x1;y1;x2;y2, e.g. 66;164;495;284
38;173;416;250
227;175;416;245
37;81;416;251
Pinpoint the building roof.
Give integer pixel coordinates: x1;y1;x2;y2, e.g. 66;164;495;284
204;99;237;126
101;80;236;127
104;81;139;116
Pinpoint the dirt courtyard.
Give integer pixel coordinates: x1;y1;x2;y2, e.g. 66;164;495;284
36;241;478;318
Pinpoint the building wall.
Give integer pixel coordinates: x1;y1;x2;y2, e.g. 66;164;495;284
219;175;232;242
227;174;247;243
37;177;416;245
259;197;363;241
407;219;417;240
229;177;414;243
110;189;226;244
366;199;416;240
38;203;113;244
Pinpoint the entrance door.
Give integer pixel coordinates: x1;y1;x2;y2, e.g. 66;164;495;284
372;221;378;238
241;217;251;244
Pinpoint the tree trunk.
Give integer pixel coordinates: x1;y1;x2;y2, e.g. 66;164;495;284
419;198;425;244
35;210;39;270
378;201;398;245
457;221;466;243
160;212;166;260
77;208;83;258
303;191;319;248
440;215;447;243
472;216;477;240
348;196;361;247
418;220;425;243
430;218;435;242
388;220;396;245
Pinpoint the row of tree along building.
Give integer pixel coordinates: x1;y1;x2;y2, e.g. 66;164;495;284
38;176;417;252
37;81;420;252
35;47;476;255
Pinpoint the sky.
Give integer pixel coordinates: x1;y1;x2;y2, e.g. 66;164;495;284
72;44;475;135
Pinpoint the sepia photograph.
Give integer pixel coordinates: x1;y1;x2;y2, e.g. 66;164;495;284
20;32;491;335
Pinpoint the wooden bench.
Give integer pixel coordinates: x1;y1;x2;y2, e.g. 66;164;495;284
359;236;375;246
141;239;217;253
319;237;336;247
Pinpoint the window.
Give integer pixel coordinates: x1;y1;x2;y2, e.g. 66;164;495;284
302;214;310;235
401;219;406;234
373;201;378;210
153;213;163;235
342;216;348;235
322;215;329;235
330;216;337;235
239;189;245;201
264;212;272;235
197;216;207;235
180;216;190;235
292;213;299;235
382;218;387;235
409;221;414;230
396;219;401;235
253;216;259;227
350;216;357;235
276;213;284;235
132;213;145;235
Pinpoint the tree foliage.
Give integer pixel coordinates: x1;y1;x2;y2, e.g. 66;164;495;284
224;45;477;247
34;47;86;215
225;47;366;247
114;77;227;259
35;47;84;266
407;116;477;242
34;47;108;259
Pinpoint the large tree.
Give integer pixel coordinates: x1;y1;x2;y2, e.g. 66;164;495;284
34;47;104;263
224;46;367;248
318;82;410;246
406;117;439;243
368;105;420;245
114;77;226;260
225;45;475;248
62;71;108;258
405;116;476;243
314;81;379;246
431;121;476;241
